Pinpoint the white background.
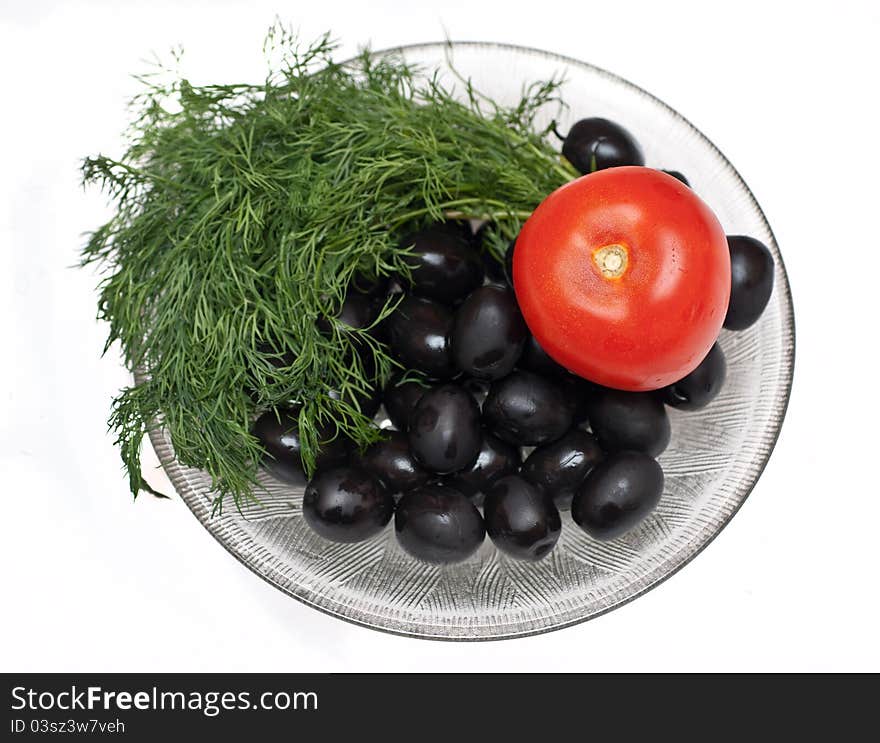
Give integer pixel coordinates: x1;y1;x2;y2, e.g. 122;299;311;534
2;0;879;672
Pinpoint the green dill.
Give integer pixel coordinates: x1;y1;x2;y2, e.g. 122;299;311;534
81;27;577;511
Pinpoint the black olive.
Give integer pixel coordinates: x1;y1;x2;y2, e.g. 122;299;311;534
724;235;775;330
519;334;567;377
521;429;604;509
445;430;522;505
395;484;485;564
409;384;481;474
560;376;595;426
316;291;379;335
312;428;353;470
252;409;308;483
302;465;394;543
562;117;645;174
383;373;428;431
357;430;430;494
661;343;727;410
329;384;382;419
587;388;670;456
572;451;664;540
484;475;561;561
252;409;350;484
662;169;690;187
387;295;456;379
483;370;573;446
452;285;528;380
400;227;484;303
437;219;475;244
349;271;390;299
318;291;389;371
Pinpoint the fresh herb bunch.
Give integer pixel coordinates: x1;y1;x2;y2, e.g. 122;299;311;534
82;27;576;511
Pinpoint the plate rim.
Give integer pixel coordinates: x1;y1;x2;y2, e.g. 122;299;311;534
145;40;796;641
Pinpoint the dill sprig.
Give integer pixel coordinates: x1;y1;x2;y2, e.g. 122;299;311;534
81;27;576;511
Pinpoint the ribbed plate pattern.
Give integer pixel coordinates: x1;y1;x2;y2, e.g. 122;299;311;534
145;43;795;640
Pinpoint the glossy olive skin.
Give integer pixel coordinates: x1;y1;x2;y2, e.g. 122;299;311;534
483;370;573;446
395;484;485;564
560;376;595;425
661;342;727;410
252;409;350;484
446;430;522;505
387;295;456;379
437;219;475;244
357;430;430;494
562;117;645;174
303;466;394;543
662;169;690;187
724;235;775;330
316;291;378;335
409;384;481;474
400;227;484;303
383;374;427;431
484;476;561;561
572;451;664;540
522;429;604;509
452;285;528;380
519;334;567;377
586;388;671;457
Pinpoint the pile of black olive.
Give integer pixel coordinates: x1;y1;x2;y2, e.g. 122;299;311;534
253;117;776;566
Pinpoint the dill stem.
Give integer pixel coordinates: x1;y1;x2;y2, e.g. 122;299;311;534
389;197;533;229
442;208;534;223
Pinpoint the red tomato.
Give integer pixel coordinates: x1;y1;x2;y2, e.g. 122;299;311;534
513;167;730;391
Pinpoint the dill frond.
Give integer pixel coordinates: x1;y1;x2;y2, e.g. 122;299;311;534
82;26;576;511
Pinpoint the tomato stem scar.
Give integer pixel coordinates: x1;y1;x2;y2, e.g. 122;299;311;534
593;244;628;279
